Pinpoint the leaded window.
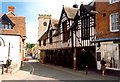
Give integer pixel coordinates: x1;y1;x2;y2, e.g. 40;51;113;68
81;17;90;40
43;39;46;46
62;20;70;42
49;30;52;44
0;15;14;29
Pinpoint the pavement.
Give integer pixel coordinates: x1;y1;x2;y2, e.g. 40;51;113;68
0;60;57;81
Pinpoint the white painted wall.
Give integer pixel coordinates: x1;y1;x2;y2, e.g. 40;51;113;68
0;35;22;65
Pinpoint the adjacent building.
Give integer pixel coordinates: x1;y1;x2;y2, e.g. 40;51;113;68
95;0;120;71
0;6;26;73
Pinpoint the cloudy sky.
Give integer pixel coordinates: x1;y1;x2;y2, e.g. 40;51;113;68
1;0;93;43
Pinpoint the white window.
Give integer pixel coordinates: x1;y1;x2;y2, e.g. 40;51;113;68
110;13;119;32
110;0;119;4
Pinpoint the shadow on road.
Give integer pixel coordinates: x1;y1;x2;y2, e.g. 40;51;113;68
20;60;120;80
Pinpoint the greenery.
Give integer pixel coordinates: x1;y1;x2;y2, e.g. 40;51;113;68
26;43;35;49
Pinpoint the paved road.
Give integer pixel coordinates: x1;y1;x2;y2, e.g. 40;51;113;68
1;60;120;81
22;60;119;80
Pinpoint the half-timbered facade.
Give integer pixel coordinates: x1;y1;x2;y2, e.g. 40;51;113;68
70;4;96;70
38;3;96;70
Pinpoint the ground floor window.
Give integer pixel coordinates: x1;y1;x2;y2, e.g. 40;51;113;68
96;42;119;70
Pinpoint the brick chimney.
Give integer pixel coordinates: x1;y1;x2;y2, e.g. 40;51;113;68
8;6;15;13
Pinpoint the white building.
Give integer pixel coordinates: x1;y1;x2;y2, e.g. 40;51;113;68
0;34;23;73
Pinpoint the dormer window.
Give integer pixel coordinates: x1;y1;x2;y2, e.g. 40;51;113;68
43;22;47;26
0;14;15;29
0;22;13;29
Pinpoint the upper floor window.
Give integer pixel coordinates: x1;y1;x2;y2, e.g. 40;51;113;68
81;17;90;40
43;22;47;26
110;0;119;4
0;21;13;29
43;39;46;46
49;30;52;44
110;13;119;32
39;40;41;46
62;20;70;42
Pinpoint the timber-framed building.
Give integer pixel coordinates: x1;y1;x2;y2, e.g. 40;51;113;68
38;2;96;70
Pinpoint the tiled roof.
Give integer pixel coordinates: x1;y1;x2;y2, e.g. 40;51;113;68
39;18;59;40
51;19;60;36
0;14;3;21
81;5;95;14
53;30;60;36
0;14;3;18
39;31;48;41
7;11;16;17
64;7;78;19
51;18;58;30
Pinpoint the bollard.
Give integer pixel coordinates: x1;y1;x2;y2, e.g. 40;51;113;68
86;65;88;75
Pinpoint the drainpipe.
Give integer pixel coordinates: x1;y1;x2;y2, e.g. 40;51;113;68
8;43;10;60
6;42;10;73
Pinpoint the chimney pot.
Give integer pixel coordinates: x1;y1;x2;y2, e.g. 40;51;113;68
8;6;15;13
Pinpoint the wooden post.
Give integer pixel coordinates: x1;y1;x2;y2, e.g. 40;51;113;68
73;47;76;70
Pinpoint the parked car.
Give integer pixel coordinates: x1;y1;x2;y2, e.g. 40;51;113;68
24;56;33;61
24;57;29;61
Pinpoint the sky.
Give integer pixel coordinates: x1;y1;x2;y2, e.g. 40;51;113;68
1;0;93;43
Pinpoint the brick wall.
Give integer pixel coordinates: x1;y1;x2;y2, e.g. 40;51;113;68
96;2;119;38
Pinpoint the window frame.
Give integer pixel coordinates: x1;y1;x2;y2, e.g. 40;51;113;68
43;39;46;46
110;12;119;32
39;40;41;46
81;17;90;40
62;20;70;42
0;21;14;30
49;30;52;44
109;0;119;4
